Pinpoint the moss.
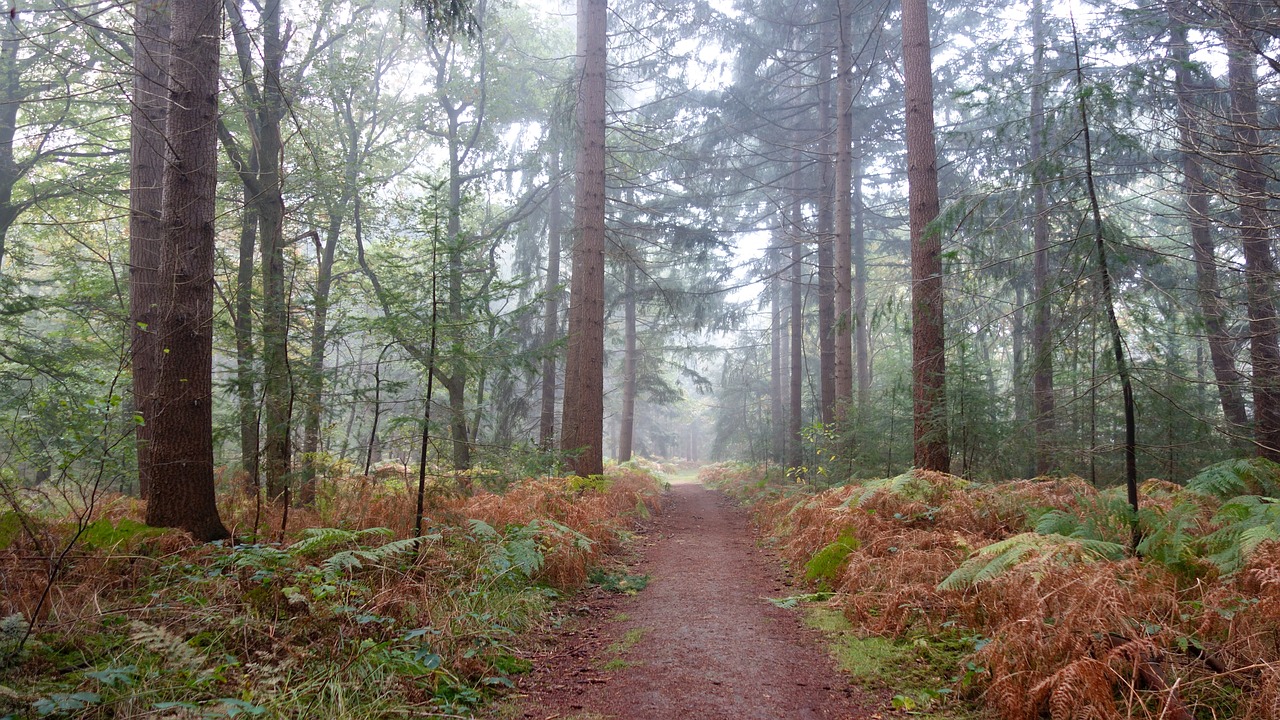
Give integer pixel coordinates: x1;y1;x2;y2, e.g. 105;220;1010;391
0;512;21;550
804;609;982;719
78;519;166;551
804;609;902;679
804;531;860;589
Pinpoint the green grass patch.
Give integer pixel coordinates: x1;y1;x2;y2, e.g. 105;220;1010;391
804;608;982;719
804;531;859;589
600;627;646;672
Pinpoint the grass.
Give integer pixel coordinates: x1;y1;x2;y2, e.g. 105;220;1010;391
803;606;982;718
600;627;647;671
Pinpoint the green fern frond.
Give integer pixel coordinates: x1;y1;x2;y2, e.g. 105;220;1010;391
128;621;208;675
1187;458;1280;499
938;532;1125;591
290;526;393;556
1033;509;1081;537
1205;496;1280;573
321;535;432;575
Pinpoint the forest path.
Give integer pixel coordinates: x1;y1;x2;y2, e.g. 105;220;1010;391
500;474;879;720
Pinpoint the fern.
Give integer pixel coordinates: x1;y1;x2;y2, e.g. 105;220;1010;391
1204;495;1280;573
939;533;1126;591
128;621;209;676
1187;458;1280;499
289;527;393;556
1135;498;1209;577
321;535;436;575
840;470;968;508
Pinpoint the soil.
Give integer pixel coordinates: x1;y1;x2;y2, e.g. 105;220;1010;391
500;476;885;720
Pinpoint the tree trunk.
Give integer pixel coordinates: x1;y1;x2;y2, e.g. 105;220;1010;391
1170;13;1249;433
903;0;949;473
618;261;637;462
259;0;292;503
789;191;804;471
234;185;259;493
225;0;293;502
816;24;836;426
145;0;229;542
833;0;854;420
300;114;361;505
538;171;563;447
444;123;472;471
1073;22;1138;544
853;142;870;407
1224;1;1280;460
129;0;169;500
770;240;785;461
1030;0;1055;476
561;0;607;477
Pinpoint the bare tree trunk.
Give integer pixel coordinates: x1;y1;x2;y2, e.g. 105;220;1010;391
903;0;949;472
816;24;836;426
234;186;259;493
443;129;472;471
224;0;292;502
1073;19;1138;547
145;0;229;541
789;191;804;471
1030;0;1055;476
833;0;854;419
561;0;607;477
853;143;870;407
538;171;563;447
618;262;637;462
1224;1;1280;460
770;240;785;462
1170;12;1248;433
130;0;169;500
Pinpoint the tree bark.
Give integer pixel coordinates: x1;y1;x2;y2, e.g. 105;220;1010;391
234;185;259;493
224;0;292;502
1224;0;1280;460
770;240;785;461
145;0;230;542
853;142;870;407
538;170;563;447
903;0;949;472
789;188;804;471
129;0;169;500
618;261;637;462
833;0;854;420
816;22;836;426
561;0;607;477
1170;12;1249;433
1030;0;1055;476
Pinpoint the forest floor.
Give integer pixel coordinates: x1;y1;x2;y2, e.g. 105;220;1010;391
492;473;886;720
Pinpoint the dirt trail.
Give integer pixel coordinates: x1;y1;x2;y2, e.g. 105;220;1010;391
506;476;879;720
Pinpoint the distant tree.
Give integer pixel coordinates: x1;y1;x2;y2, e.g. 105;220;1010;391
1222;0;1280;461
1029;0;1055;475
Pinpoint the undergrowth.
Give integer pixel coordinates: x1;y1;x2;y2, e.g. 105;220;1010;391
703;458;1280;720
0;466;662;718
